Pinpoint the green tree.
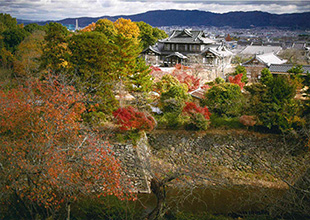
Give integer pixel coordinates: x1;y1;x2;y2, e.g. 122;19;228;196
2;27;30;53
287;65;304;74
127;58;153;93
202;83;244;117
246;75;303;132
136;21;167;49
69;31;117;119
108;34;142;80
0;13;17;32
152;27;168;41
24;23;47;34
233;65;248;84
40;22;70;75
95;18;117;39
158;75;190;128
260;68;273;85
136;21;155;49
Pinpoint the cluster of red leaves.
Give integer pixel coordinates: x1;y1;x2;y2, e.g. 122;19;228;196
175;64;190;70
150;66;167;83
150;66;162;73
182;102;211;120
0;79;134;211
201;84;211;90
113;106;156;132
172;70;200;92
229;73;245;90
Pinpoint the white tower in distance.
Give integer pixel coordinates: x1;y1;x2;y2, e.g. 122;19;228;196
75;19;79;31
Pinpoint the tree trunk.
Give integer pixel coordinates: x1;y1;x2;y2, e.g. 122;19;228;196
146;178;166;220
67;202;71;220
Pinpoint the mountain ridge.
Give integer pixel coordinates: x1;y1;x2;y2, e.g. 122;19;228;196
18;10;310;29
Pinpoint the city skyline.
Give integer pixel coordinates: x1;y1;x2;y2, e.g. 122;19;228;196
1;0;310;21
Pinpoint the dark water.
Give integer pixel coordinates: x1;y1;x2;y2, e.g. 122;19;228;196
137;185;286;214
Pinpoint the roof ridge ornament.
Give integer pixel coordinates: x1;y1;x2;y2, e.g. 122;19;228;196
184;29;193;37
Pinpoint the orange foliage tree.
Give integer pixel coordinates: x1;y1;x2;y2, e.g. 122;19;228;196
0;79;134;217
229;73;245;90
81;22;96;32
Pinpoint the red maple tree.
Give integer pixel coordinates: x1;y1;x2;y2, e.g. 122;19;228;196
0;79;134;215
229;73;245;90
182;102;211;120
172;69;200;92
113;106;156;132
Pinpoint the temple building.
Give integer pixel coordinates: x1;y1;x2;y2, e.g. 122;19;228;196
141;29;233;72
242;53;287;82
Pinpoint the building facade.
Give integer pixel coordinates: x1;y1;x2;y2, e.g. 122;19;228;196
141;29;233;71
242;53;287;82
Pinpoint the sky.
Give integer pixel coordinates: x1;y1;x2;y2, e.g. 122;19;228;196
1;0;310;21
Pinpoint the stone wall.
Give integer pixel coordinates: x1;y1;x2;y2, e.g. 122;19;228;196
109;129;305;193
110;133;152;193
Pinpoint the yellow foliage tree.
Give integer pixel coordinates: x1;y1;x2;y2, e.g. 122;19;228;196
81;22;96;32
114;18;140;42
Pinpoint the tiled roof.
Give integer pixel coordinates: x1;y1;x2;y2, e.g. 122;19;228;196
202;44;233;58
256;53;287;65
159;29;216;44
242;53;287;67
166;52;188;59
240;45;283;55
269;64;310;74
142;45;161;54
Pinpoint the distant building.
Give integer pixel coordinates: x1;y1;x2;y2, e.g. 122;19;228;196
240;45;283;55
242;53;287;81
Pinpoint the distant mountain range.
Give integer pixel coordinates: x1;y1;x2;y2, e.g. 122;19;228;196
18;10;310;29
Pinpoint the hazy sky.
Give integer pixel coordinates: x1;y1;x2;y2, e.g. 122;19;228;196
1;0;310;21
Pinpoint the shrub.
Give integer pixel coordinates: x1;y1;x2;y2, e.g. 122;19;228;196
113;106;156;132
172;69;200;92
210;115;244;129
183;102;211;119
229;73;245;90
159;112;186;129
155;74;182;94
239;115;256;127
182;102;211;130
215;77;225;84
260;68;273;85
233;65;248;84
202;83;244;117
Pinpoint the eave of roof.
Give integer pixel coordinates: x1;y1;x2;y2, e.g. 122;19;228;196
142;45;161;55
166;52;188;59
269;64;310;74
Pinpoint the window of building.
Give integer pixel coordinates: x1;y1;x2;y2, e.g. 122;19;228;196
179;44;185;51
164;44;171;51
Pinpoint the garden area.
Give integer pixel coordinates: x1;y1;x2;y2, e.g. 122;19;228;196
0;13;310;219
